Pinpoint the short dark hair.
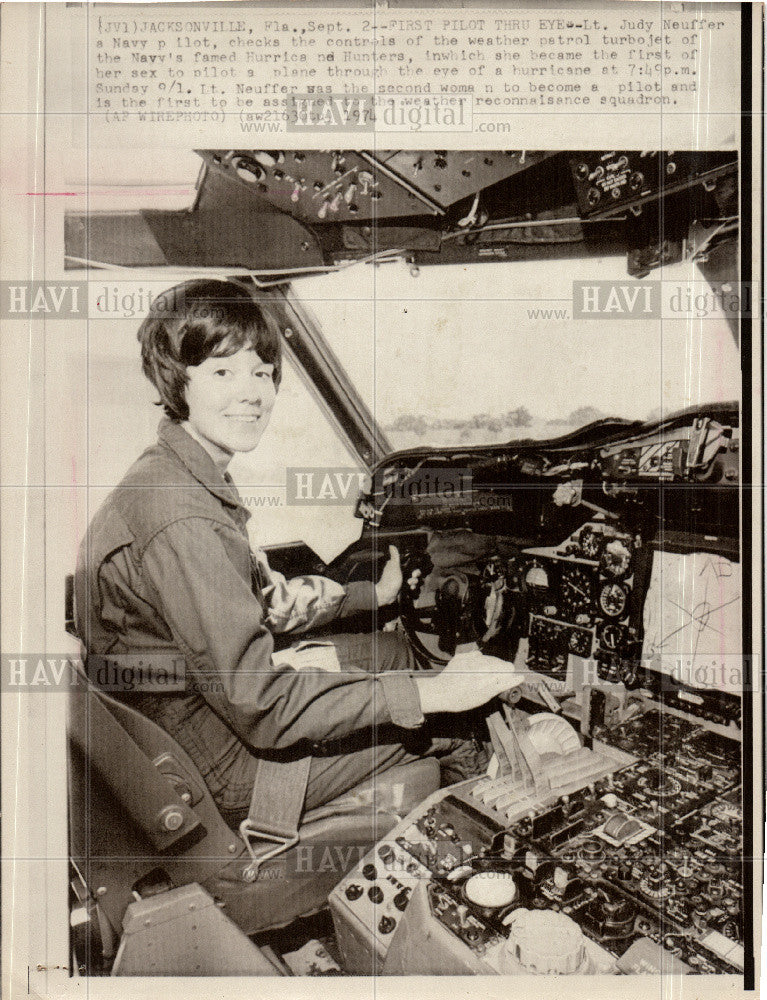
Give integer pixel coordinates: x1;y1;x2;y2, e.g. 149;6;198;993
137;279;283;421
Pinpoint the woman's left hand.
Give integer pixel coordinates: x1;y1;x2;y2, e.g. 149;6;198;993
375;545;403;606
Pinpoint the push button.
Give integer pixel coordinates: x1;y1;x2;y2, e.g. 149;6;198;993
368;885;384;904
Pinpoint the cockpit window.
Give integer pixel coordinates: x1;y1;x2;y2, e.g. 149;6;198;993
297;257;739;451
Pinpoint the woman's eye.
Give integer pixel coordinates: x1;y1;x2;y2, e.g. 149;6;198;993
214;368;231;377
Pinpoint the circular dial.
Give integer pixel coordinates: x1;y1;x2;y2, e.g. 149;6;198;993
599;582;628;618
599;622;625;651
524;562;550;601
464;872;517;908
578;525;604;560
600;538;633;578
560;564;593;617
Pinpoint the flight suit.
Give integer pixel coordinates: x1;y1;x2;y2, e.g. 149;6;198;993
75;418;457;826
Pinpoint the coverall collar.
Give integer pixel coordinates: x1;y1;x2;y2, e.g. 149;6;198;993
157;417;251;522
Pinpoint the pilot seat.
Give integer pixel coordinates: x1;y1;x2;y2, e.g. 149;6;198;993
68;661;439;974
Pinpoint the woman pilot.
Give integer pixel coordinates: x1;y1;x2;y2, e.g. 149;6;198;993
75;279;521;828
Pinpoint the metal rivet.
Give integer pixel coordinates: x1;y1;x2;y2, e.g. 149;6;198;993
158;806;184;831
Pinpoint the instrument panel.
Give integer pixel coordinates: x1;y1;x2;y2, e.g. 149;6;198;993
396;515;740;734
521;522;642;686
329;706;743;976
569;151;737;220
398;520;645;681
332;394;744;976
196;149;556;223
334;505;746;977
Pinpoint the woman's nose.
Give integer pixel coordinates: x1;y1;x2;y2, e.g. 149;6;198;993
239;374;263;402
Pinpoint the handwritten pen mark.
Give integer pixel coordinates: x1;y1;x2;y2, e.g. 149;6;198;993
657;595;740;652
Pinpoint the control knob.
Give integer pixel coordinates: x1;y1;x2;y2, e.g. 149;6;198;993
675;855;695;879
706;880;725;902
393;889;411;911
502;909;588;974
691;906;708;929
587;891;635;937
640;864;671;900
378;844;395;865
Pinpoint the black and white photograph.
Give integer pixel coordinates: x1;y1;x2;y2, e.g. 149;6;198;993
58;145;750;978
0;3;761;997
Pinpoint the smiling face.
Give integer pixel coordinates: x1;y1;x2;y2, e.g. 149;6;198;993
182;347;276;469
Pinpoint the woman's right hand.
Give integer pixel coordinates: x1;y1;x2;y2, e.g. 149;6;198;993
414;649;525;716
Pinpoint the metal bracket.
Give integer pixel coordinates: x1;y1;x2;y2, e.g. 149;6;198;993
238;820;298;883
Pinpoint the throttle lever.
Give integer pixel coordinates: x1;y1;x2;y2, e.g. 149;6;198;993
502;671;564;713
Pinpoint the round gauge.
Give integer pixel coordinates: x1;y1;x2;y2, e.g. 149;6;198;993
560;564;593;616
600;539;632;578
578;525;604;561
599;582;628;618
464;872;517;908
599;622;625;651
524;562;549;601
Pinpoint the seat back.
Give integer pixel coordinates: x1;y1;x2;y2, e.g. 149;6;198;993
69;678;440;941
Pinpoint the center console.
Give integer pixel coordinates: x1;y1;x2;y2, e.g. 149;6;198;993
329;698;742;975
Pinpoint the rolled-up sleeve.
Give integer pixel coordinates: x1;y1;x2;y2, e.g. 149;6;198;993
339;581;378;616
378;672;425;729
140;518;423;750
255;549;377;634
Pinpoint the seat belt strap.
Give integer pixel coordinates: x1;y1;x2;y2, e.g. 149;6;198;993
239;755;312;882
